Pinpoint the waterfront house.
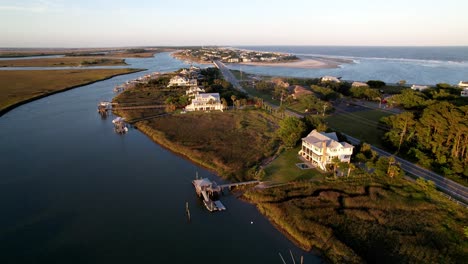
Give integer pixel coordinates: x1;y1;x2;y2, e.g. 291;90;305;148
186;86;205;97
461;88;468;97
321;76;341;83
185;93;224;112
458;81;468;88
168;76;197;87
299;130;354;171
228;58;240;63
352;81;369;88
411;84;429;91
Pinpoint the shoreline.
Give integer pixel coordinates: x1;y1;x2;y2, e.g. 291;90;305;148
0;68;145;117
236;57;345;69
123;116;322;256
131;121;226;177
171;51;350;69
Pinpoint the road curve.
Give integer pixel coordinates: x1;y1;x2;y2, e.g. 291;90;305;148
213;60;467;206
213;60;302;118
345;134;468;205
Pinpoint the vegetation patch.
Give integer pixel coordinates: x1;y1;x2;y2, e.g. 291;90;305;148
132;111;280;181
244;177;468;263
326;109;392;148
0;57;126;67
0;68;143;115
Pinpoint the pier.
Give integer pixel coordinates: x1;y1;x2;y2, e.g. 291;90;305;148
192;178;259;212
112;117;128;133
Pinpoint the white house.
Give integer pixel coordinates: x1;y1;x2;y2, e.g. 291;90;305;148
186;86;205;97
411;84;429;91
185;93;224;112
321;76;341;83
351;81;369;88
458;81;468;88
461;88;468;97
168;76;197;87
299;130;354;171
228;58;240;63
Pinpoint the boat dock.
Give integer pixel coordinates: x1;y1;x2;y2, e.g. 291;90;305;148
192;178;259;212
112;117;128;134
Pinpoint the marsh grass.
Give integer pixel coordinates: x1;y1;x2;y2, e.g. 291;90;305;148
0;68;142;114
244;177;468;263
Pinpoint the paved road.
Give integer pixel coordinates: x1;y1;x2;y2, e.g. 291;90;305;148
213;60;246;93
345;134;468;205
213;60;468;206
213;60;302;118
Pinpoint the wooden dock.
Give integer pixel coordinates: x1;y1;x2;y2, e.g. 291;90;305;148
192;178;259;212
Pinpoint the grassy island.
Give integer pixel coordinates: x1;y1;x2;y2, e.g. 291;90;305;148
0;68;143;115
0;57;127;67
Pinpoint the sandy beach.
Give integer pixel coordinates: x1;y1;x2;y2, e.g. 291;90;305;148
239;57;352;69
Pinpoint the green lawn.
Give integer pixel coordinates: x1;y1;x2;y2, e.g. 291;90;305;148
264;147;326;182
326;109;393;148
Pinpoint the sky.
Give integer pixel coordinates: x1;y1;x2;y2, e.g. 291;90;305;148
1;0;468;47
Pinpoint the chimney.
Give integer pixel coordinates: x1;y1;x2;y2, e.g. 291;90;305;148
321;141;327;163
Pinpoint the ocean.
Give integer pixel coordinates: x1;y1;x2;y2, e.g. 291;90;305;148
232;46;468;85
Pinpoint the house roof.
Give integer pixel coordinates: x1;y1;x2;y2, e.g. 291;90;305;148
195;93;221;101
302;129;353;150
352;81;369;87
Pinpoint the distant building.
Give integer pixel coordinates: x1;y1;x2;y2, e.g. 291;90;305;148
168;76;197;87
186;86;205;97
228;58;240;63
321;76;341;83
299;130;354;171
458;81;468;88
411;84;429;91
271;78;290;88
461;88;468;97
185;93;224;112
351;81;369;88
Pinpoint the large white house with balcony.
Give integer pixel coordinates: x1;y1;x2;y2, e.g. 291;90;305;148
299;130;354;171
185;93;224;112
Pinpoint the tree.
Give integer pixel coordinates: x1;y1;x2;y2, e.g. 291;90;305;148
382;111;416;152
277;117;307;148
386;156;400;178
330;157;341;177
221;98;228;110
347;163;356;177
367;80;386;88
231;95;237;109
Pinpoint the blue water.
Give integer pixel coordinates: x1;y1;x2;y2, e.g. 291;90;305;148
0;52;319;264
232;46;468;85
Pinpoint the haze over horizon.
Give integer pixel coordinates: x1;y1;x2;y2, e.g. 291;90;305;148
1;0;467;48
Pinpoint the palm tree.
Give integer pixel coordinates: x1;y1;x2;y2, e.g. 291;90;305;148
231;95;237;109
330;157;341;178
347;163;356;177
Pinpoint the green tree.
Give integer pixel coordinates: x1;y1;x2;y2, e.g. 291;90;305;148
277;117;306;148
330;157;341;177
367;80;386;88
382;111;416;152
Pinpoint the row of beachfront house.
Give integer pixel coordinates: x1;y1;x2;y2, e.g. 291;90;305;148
322;75;468;97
